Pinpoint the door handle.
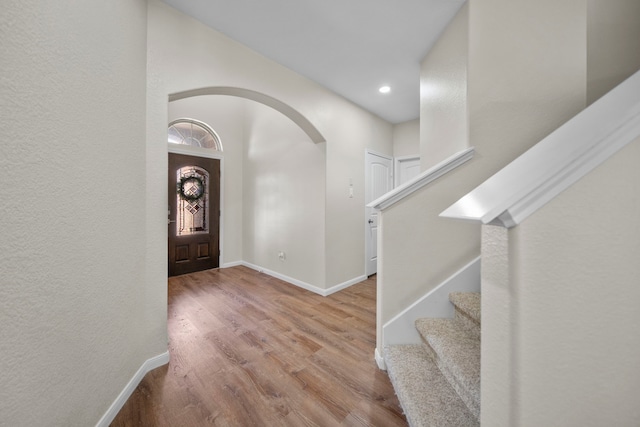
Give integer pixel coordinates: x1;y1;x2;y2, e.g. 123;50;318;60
368;219;374;224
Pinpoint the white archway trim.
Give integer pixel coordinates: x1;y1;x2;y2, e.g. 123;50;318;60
169;87;326;144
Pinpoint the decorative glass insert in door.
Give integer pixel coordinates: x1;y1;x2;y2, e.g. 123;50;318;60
176;166;209;236
168;118;223;151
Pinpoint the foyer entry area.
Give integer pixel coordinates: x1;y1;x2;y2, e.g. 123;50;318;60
112;267;407;426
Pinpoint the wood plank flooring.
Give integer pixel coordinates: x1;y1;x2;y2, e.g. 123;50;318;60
111;266;407;427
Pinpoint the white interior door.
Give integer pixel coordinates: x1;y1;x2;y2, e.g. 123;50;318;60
365;151;393;276
395;155;421;187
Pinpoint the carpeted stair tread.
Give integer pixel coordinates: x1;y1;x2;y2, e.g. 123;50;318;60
384;344;479;427
449;292;481;325
415;318;480;420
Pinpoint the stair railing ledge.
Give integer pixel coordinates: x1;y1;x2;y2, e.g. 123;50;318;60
440;69;640;229
368;147;475;211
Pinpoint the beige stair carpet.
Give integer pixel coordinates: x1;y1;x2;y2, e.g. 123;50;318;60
384;345;478;427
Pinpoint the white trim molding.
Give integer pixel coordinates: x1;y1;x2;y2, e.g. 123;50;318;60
239;262;365;297
394;154;420;187
375;347;387;370
382;257;481;347
221;260;244;268
324;274;368;296
441;69;640;228
167;142;224;160
368;147;475;211
96;351;170;427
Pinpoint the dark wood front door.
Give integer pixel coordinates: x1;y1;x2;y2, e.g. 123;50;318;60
168;153;220;276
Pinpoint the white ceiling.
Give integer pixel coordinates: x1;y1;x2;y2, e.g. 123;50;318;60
160;0;466;124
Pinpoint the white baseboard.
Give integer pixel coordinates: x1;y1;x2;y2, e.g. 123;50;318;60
96;351;170;427
382;256;481;347
324;274;367;296
221;260;243;268
239;261;365;297
375;347;387;370
241;261;327;295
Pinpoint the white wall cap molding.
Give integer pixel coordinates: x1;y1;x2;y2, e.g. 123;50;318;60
441;69;640;228
368;147;475;211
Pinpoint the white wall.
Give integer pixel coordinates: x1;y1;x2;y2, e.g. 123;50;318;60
468;0;587;169
420;3;469;169
147;0;393;290
0;1;164;425
392;119;420;158
482;136;640;426
587;0;640;104
324;108;392;287
243;101;326;286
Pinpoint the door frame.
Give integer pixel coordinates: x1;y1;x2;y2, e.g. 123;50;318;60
168;143;225;268
364;149;393;277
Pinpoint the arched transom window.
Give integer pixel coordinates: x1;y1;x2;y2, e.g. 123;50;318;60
168;118;223;151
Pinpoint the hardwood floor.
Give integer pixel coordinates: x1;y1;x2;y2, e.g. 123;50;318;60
111;266;407;427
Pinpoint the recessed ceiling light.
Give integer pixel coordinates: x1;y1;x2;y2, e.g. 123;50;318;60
379;86;391;94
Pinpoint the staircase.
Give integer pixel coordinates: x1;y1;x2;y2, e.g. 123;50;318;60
384;292;481;427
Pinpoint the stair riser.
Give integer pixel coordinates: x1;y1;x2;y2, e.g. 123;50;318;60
449;292;481;323
420;341;481;420
384;345;479;427
416;317;481;422
455;308;481;339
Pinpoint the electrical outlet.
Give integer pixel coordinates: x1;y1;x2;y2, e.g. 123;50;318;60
278;251;286;261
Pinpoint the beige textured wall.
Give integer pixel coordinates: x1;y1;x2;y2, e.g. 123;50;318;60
481;2;640;425
483;137;640;426
479;224;512;426
147;0;392;290
0;1;160;425
587;0;640;104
